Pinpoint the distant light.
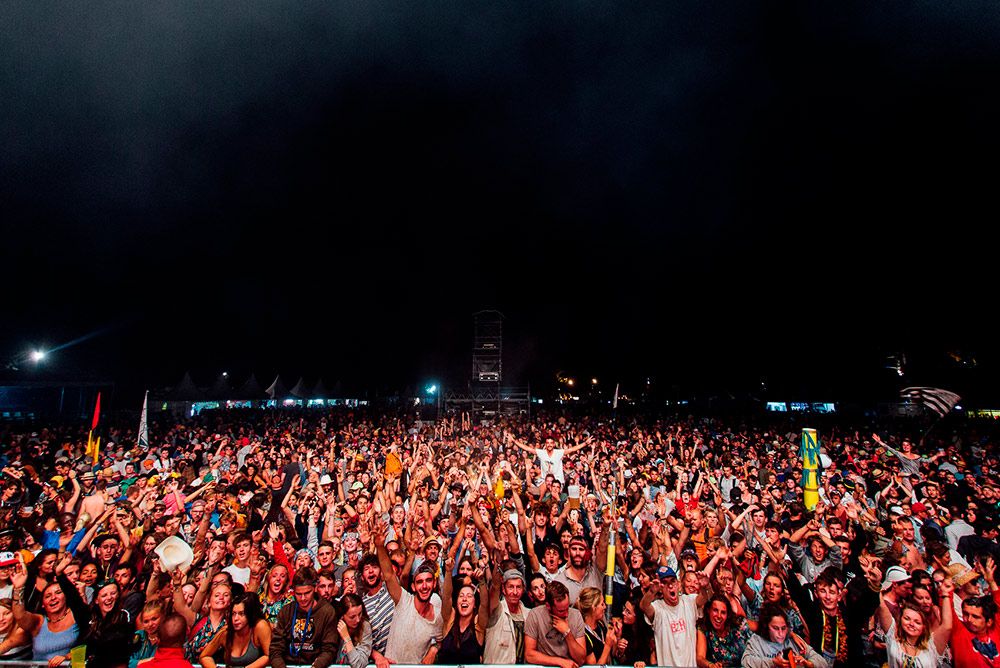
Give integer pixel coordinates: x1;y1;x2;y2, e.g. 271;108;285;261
955;405;963;411
30;350;46;363
222;371;229;377
591;378;598;385
425;384;437;395
567;379;575;386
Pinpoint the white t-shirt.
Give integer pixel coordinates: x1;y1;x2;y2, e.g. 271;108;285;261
646;594;698;668
222;564;251;585
385;589;443;664
535;449;565;482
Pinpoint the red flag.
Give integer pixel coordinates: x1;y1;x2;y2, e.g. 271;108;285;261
91;392;101;430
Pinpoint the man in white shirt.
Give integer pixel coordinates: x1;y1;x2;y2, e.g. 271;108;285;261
222;532;253;585
514;436;589;483
374;521;451;664
640;566;712;668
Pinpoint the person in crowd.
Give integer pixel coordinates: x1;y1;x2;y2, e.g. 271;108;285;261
640;564;713;668
173;567;232;662
85;579;136;668
616;593;655;665
334;593;374;668
0;597;32;661
129;600;164;668
484;565;531;663
576;586;621;665
525;580;588;668
199;592;272;668
741;604;829;668
270;567;339;668
437;559;487;663
787;564;882;665
876;582;953;668
375;518;452;664
697;593;753;668
140;614;190;668
3;407;1000;668
10;552;91;667
950;557;1000;668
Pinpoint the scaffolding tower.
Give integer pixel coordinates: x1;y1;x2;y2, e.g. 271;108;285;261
444;310;530;417
473;310;503;383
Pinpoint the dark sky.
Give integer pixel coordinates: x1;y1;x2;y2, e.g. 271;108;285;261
3;1;999;403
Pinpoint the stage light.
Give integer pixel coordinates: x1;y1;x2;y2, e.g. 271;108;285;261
426;384;437;395
222;371;229;377
567;379;574;386
591;378;598;385
30;350;46;363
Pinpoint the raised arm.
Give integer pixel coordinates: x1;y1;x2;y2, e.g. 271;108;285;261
595;513;611;572
64;471;82;515
512;438;537;456
373;520;402;603
932;577;954;653
171;566;199;627
9;555;43;636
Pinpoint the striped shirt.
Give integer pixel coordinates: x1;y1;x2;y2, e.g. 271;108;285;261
363;582;395;654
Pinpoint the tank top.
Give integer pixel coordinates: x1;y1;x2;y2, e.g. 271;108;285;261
227;635;264;668
438;621;483;664
33;620;80;662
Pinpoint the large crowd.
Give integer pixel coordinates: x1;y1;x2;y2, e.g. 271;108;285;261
0;408;998;668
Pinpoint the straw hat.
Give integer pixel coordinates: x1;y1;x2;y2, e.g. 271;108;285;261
154;536;194;573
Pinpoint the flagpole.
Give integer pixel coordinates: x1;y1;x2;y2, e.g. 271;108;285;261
918;413;947;450
612;383;619;422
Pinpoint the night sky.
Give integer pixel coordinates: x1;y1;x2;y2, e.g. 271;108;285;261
3;2;999;404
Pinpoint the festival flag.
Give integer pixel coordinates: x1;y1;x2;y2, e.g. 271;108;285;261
137;390;149;449
85;391;102;464
900;387;961;417
612;383;620;410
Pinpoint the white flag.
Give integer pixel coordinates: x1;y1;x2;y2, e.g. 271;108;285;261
137;390;149;449
613;383;620;410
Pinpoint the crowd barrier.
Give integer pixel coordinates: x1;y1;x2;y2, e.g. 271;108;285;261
0;663;668;668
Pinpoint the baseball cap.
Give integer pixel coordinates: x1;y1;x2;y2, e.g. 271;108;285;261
881;565;911;591
656;566;677;580
911;502;927;513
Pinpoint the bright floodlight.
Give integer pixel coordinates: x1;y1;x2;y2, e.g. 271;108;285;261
30;350;46;362
426;384;438;395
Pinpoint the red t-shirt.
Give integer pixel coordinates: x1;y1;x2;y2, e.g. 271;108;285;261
951;590;1000;668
